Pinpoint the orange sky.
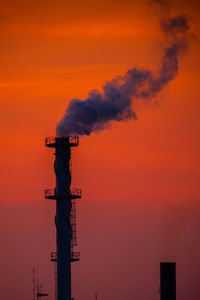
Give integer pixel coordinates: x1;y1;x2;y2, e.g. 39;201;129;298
0;0;200;299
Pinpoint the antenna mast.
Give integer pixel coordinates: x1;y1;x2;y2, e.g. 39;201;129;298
33;268;36;300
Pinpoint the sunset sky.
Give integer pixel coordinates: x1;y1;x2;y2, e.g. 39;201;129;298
0;0;200;299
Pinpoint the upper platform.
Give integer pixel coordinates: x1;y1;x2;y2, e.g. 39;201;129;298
45;136;79;148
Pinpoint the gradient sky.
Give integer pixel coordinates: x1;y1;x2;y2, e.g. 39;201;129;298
0;0;200;299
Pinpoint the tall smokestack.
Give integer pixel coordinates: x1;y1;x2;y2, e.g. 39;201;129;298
45;136;81;300
160;261;176;300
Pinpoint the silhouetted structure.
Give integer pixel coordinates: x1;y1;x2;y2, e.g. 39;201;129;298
45;136;81;300
33;268;36;300
160;262;176;300
33;269;48;300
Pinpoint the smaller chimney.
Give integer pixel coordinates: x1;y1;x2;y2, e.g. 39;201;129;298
160;261;176;300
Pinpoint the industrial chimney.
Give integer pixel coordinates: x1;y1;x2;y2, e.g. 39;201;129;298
160;261;176;300
45;136;81;300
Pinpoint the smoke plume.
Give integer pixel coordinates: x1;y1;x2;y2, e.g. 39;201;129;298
56;14;191;137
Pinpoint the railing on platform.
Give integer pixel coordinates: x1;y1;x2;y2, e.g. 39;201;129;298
71;188;82;198
45;136;79;147
71;251;80;261
50;251;80;262
44;189;55;198
44;188;82;199
50;252;57;262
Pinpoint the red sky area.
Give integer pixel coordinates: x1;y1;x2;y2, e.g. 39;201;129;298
0;0;200;299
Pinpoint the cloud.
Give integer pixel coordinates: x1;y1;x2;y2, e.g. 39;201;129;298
56;14;191;136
